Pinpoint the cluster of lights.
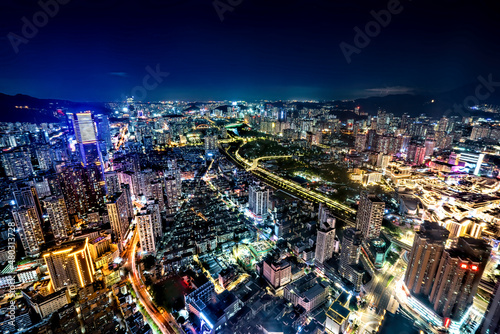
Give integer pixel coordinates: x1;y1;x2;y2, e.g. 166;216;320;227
460;263;479;271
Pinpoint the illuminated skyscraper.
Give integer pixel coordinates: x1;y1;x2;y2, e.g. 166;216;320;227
71;112;103;168
480;282;500;334
429;238;490;319
248;181;269;218
13;207;45;257
136;206;159;255
315;218;336;264
339;228;363;292
107;192;131;244
404;221;449;296
355;192;384;240
1;150;34;179
94;114;112;152
43;238;95;291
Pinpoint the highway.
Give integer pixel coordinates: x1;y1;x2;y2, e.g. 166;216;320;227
220;140;356;222
126;230;181;334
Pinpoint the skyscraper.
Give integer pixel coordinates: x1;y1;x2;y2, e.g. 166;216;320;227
315;218;336;264
429;237;490;320
355;192;385;240
136;207;158;255
43;238;95;291
13;207;45;256
71;112;104;168
94;114;112;152
339;228;364;291
164;173;180;213
107;192;131;244
404;221;449;296
104;171;120;195
248;181;269;218
42;196;71;240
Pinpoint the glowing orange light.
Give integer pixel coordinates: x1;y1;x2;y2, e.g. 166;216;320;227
471;265;478;271
460;264;468;269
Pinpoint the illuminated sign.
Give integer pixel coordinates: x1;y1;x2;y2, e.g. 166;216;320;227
471;265;478;271
460;263;468;269
444;317;451;328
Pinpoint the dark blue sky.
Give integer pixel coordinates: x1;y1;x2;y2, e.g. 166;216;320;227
0;0;498;102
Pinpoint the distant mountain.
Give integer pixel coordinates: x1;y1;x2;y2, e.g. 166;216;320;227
0;93;110;123
355;82;500;118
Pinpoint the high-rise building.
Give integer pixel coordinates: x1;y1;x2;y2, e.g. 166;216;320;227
480;282;500;334
164;174;180;213
104;171;120;195
42;196;71;240
404;221;449;296
1;150;34;179
94;114;112;152
424;139;435;158
354;133;366;152
106;192;131;243
407;144;426;165
150;180;165;212
58;164;105;215
355;192;385;240
315;218;336;264
36;146;54;171
71;112;104;168
13;207;45;256
429;237;490;320
339;228;363;291
248;182;269;218
43;238;95;291
262;256;291;289
135;208;156;255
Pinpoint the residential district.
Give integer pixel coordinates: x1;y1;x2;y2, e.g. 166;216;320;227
1;100;500;334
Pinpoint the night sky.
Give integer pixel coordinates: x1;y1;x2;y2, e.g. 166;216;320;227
0;0;499;102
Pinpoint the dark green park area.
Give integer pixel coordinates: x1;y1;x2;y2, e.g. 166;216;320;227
151;276;192;312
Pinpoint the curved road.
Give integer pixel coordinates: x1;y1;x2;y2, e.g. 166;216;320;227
126;230;181;334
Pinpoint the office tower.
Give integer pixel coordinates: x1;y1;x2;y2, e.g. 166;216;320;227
94;114;112;152
339;228;363;292
248;182;269;218
404;221;449;296
398;134;411;153
33;177;52;198
58;164;105;215
1;150;34;179
71;112;104;168
43;238;95;291
429;238;490;319
104;171;120;195
366;129;378;150
480;282;500;334
278;109;287;122
42;196;71;240
12;207;45;256
136;208;157;255
106;192;131;243
150;180;165;212
36;146;53;171
407;144;426;165
354;133;366;152
315;218;336;264
355;192;384;240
